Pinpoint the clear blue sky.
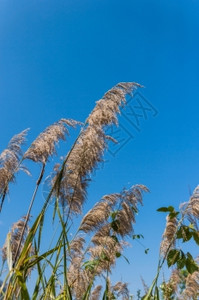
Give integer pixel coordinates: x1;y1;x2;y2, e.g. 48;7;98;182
0;0;199;296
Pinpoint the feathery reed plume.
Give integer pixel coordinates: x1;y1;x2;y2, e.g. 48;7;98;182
182;270;199;299
91;224;111;245
161;269;181;299
88;239;122;274
170;269;181;292
80;185;148;235
90;285;102;300
0;129;29;211
116;202;135;236
87;82;141;126
69;236;85;257
57;83;140;213
24;119;78;163
67;256;91;299
113;185;148;237
2;216;31;263
183;185;199;226
160;215;177;255
111;281;129;299
79;200;113;233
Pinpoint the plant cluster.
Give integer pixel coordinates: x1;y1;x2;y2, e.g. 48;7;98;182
0;83;198;299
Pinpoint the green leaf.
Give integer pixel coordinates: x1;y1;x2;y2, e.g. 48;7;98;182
167;249;181;267
132;234;144;240
145;248;149;254
188;223;195;229
186;257;199;274
193;232;199;245
183;228;193;242
177;251;186;269
110;211;118;220
111;220;120;232
187;252;193;260
157;206;174;213
177;226;193;242
101;252;110;261
131;206;138;214
16;270;30;300
115;252;121;258
176;227;183;239
169;212;179;219
111;235;119;243
121;254;130;264
155;286;160;300
83;260;99;271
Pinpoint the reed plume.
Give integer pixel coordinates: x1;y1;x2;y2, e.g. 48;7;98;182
24;119;78;163
88;239;122;275
79;200;113;233
170;269;181;292
160;215;177;255
80;185;148;235
0;129;29;212
182;270;199;299
2;216;31;263
91;224;111;244
69;236;85;257
111;281;130;299
57;83;140;213
90;285;102;300
67;256;91;299
182;185;199;227
161;269;181;299
87;82;141;126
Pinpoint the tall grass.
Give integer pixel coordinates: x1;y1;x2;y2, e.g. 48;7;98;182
0;83;198;299
0;83;148;299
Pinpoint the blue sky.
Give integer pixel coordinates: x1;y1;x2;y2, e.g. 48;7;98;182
0;0;199;296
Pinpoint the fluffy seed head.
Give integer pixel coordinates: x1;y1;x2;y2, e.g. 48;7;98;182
57;83;140;213
69;236;85;257
80;201;112;233
24;119;78;163
160;215;177;255
0;129;29;209
183;270;199;299
90;285;102;300
2;216;31;262
112;281;129;299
